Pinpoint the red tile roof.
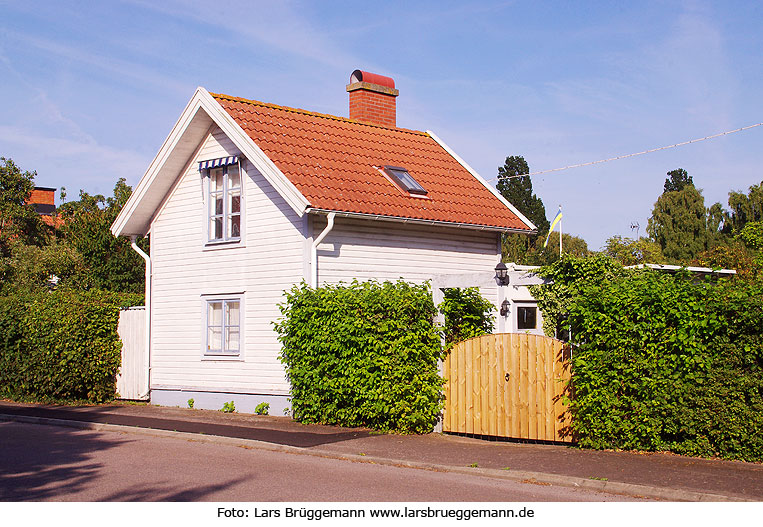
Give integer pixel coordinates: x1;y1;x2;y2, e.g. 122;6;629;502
212;93;532;231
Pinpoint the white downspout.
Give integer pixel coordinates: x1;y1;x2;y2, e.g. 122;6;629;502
130;236;151;400
311;212;336;288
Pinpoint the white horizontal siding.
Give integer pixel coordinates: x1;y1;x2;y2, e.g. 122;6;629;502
314;215;501;311
149;127;305;396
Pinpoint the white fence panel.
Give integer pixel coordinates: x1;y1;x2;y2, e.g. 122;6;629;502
116;307;147;400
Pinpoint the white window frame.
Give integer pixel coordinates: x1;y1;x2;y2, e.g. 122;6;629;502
511;300;544;335
516;304;538;330
205;160;244;246
202;293;244;360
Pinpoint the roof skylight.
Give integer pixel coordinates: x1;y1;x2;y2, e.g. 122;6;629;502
382;166;427;195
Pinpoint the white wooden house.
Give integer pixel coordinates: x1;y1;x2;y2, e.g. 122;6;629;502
111;70;536;413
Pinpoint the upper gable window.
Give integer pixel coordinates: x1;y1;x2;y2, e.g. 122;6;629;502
382;165;427;195
200;157;242;244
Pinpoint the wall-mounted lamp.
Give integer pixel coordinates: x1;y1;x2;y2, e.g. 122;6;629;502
495;262;510;286
500;299;510;317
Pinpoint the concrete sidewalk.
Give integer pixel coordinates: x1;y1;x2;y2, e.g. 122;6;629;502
1;400;760;502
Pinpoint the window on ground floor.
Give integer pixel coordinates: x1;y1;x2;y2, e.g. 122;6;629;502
516;305;537;330
205;297;242;356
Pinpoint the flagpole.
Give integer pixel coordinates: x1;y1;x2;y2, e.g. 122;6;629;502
543;206;563;253
559;205;563;257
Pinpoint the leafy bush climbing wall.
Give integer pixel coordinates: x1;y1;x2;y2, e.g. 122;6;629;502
275;280;444;434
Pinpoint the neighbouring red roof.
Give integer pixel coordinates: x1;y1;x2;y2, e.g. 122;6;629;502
212;93;532;231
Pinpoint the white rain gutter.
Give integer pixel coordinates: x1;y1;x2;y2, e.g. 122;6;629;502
130;236;151;400
311;212;336;287
306;207;527;233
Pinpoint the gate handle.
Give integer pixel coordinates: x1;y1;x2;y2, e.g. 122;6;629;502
505;373;510;382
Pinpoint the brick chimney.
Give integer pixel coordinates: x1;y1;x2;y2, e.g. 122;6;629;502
29;186;56;215
346;70;399;127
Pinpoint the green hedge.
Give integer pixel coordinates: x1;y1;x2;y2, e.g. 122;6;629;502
533;255;763;461
0;290;143;403
275;280;444;433
438;287;495;346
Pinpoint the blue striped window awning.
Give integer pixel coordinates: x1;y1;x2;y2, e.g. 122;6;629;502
199;156;239;172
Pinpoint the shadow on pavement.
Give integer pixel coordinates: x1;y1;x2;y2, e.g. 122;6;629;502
1;421;262;501
0;404;369;447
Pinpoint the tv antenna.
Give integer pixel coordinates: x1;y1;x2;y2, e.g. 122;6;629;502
630;222;640;239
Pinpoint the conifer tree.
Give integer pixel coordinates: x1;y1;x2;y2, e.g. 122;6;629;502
648;168;708;263
496;156;550;236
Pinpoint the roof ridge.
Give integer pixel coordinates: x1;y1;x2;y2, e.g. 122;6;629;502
210;92;429;137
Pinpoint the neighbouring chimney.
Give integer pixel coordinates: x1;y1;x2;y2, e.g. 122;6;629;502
346;69;399;127
29;186;56;215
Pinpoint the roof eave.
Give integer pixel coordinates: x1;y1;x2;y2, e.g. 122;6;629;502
307;208;535;234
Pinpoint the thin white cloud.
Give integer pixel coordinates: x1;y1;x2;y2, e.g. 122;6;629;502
0;125;149;184
636;3;734;130
125;0;360;70
5;30;189;96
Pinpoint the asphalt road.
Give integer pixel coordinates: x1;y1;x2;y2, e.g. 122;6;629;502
0;420;645;502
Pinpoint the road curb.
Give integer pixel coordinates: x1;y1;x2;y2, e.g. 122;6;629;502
1;413;751;502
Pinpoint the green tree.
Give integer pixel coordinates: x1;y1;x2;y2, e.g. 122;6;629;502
734;221;763;273
727;181;763;232
497;156;550;235
496;156;549;264
604;236;664;266
58;178;147;293
663;168;693;193
1;239;89;294
0;157;48;255
737;221;763;251
647;169;709;263
706;201;731;247
526;232;591;266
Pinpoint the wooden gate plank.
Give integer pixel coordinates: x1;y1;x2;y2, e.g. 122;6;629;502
544;339;555;441
486;335;497;436
518;333;528;440
497;334;507;438
457;343;471;433
479;336;489;435
535;335;546;441
529;334;539;440
509;334;520;439
448;347;457;433
464;338;474;434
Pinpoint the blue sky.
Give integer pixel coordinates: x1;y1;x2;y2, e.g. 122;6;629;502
1;0;761;250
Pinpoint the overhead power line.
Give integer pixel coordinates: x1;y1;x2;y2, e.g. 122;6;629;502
491;122;763;182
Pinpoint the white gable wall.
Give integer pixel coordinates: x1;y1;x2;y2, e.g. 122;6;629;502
149;126;306;411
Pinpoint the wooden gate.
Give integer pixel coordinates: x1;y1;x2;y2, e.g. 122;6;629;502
443;333;574;442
